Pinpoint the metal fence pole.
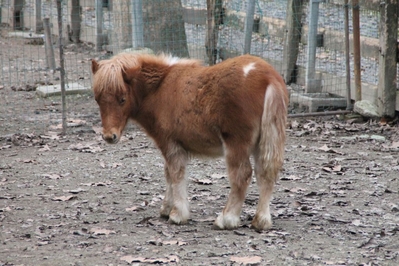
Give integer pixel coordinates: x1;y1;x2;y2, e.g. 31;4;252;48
131;0;144;48
305;0;322;93
352;0;362;101
244;0;256;54
344;0;352;110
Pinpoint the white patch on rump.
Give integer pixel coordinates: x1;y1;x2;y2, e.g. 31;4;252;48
243;62;256;77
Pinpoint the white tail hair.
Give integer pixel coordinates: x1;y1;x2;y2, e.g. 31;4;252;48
259;80;288;181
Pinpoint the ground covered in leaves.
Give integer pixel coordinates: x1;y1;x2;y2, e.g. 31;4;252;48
1;85;399;266
1;23;399;266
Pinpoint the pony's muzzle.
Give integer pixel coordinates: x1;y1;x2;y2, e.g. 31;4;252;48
102;132;119;144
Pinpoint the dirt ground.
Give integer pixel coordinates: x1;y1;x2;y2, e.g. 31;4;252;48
1;27;399;266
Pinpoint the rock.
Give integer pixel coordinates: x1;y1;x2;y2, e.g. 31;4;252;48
370;135;386;142
121;47;154;55
354;100;379;118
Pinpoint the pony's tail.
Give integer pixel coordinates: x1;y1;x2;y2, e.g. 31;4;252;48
258;79;288;182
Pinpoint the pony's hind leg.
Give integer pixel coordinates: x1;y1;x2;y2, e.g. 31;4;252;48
161;147;190;224
160;164;173;218
214;147;252;229
251;149;277;230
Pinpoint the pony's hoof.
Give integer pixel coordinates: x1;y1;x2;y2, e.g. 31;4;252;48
160;206;172;218
168;208;189;225
251;214;272;230
213;213;240;230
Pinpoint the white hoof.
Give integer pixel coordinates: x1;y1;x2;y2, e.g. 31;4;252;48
167;201;190;225
213;213;240;230
251;213;272;230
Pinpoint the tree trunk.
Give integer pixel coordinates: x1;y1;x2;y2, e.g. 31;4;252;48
70;0;81;43
206;0;223;65
143;0;189;57
112;0;132;52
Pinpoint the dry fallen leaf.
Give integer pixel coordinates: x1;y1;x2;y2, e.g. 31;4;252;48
38;144;51;152
193;178;213;185
280;175;301;181
0;145;12;150
40;131;60;140
210;173;226;179
319;144;343;155
42;173;62;180
52;195;77;201
81;182;110;187
69;143;104;153
120;255;179;264
125;206;145;212
162;239;188;246
230;256;262;265
63;188;86;194
89;227;116;236
382;141;399;149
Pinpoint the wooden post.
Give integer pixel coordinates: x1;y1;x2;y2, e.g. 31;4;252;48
282;0;304;84
95;0;104;52
70;0;81;43
43;18;56;71
56;0;67;135
34;0;43;33
351;0;362;101
11;0;24;30
377;0;397;117
206;0;223;65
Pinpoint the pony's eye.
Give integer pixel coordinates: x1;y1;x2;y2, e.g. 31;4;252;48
119;97;126;105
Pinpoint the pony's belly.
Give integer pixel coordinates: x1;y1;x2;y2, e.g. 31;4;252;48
184;140;224;158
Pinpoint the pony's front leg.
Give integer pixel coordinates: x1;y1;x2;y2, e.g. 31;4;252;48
214;153;252;230
160;151;190;224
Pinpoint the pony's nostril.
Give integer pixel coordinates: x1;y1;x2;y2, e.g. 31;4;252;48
112;134;117;141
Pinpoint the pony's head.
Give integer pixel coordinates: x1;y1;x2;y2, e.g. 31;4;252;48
91;54;141;144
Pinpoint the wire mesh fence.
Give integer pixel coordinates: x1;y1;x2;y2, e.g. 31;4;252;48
0;0;397;135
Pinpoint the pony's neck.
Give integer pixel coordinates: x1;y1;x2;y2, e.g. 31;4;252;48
137;60;170;93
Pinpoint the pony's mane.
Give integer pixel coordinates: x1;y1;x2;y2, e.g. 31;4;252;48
93;53;201;96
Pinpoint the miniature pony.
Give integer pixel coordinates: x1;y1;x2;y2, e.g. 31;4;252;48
91;53;288;230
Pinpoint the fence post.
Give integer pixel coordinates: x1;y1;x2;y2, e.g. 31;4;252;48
243;0;256;54
282;0;304;84
351;0;362;101
95;0;104;52
377;0;397;117
344;0;352;110
34;0;43;33
206;0;223;65
131;0;144;48
70;0;81;43
305;0;322;93
43;18;56;71
56;0;67;135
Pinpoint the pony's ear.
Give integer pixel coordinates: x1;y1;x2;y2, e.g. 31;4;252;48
91;59;100;74
122;66;140;85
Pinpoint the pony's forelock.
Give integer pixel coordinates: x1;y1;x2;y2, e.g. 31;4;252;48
92;53;201;97
93;53;140;97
